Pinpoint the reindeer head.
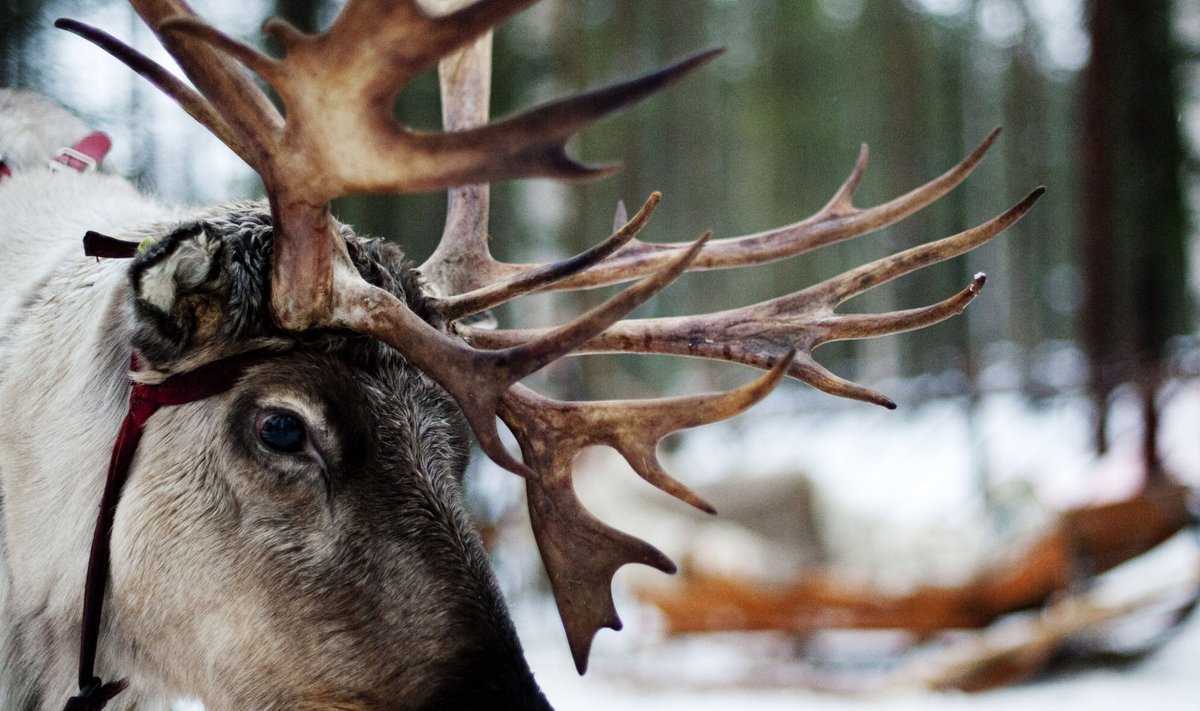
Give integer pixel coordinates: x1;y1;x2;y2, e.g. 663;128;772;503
54;0;1041;707
97;203;546;709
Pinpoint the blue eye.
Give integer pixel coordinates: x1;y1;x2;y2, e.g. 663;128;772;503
258;412;307;453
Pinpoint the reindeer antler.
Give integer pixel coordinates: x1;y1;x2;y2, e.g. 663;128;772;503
58;0;1042;674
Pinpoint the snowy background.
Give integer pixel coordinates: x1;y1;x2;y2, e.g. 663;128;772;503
478;373;1200;709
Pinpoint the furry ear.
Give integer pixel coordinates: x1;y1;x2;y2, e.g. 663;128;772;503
120;201;436;372
132;224;222;314
129;222;229;366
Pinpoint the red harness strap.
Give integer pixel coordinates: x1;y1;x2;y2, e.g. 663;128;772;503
51;131;112;173
66;350;273;711
0;131;111;184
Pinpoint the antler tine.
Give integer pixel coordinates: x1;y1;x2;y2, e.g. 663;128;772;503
788;353;897;408
512;128;1005;291
804;187;1044;308
417;30;495;297
53;19;252;165
815;142;870;218
437;192;662;320
316;47;723;196
165;0;721;202
500;355;793;672
158;18;282;83
818;273;986;343
127;0;283;164
461;188;1044;407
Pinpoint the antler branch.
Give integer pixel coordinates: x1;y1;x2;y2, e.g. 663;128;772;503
514;127;1004;293
53;18;252;164
565;127;1004;287
437;192;662;320
500;355;792;672
423;128;1004;318
464;188;1044;407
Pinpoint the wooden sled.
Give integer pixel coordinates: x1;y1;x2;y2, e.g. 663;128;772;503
636;483;1198;690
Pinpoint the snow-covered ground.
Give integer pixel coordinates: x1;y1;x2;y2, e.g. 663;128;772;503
517;529;1200;709
636;375;1199;586
526;612;1200;711
490;372;1200;709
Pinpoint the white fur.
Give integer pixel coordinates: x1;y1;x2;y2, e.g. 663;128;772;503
0;90;106;173
0;90;187;709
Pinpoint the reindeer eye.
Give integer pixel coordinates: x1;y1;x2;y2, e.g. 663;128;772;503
257;412;307;453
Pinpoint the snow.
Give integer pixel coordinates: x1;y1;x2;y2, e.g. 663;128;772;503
491;370;1200;709
518;532;1200;710
525;611;1200;710
650;376;1200;584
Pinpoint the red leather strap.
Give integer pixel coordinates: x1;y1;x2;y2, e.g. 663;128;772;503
0;131;112;185
68;349;275;710
51;131;112;172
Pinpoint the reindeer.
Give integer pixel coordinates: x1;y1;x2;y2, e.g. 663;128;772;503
0;1;1042;709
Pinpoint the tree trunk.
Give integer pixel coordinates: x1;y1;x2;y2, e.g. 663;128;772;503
1080;1;1120;455
1080;0;1189;479
1;0;40;87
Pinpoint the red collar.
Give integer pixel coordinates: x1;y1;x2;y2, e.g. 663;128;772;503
67;349;274;710
0;131;111;182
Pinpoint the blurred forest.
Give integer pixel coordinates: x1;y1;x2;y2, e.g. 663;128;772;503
1;0;1196;465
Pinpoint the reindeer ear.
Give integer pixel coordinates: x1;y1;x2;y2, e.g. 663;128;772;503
131;223;223;313
129;222;228;365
